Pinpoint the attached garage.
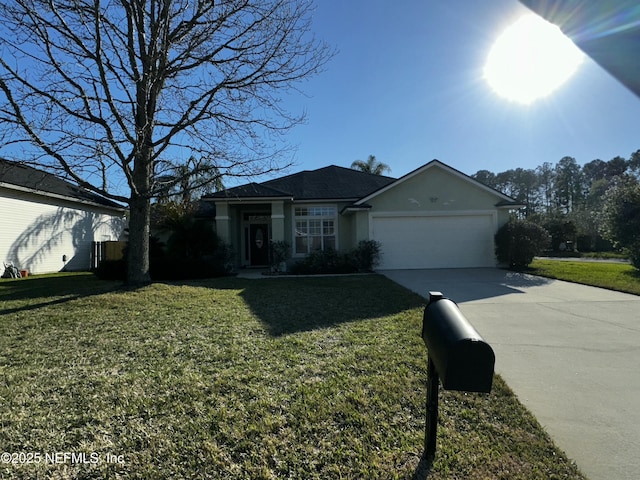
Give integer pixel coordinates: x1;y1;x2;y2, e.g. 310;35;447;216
371;213;496;269
353;161;522;270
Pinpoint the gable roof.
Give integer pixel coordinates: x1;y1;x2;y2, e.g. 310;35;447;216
355;159;524;207
0;159;125;211
207;165;396;201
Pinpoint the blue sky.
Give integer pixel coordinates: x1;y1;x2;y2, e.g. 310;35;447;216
277;0;640;180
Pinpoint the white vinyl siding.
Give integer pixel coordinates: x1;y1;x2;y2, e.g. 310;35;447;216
0;190;125;274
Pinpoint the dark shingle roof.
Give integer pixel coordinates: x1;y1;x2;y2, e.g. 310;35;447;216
207;165;396;201
0;159;125;210
210;182;293;199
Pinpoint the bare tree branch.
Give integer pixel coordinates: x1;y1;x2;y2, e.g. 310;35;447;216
0;0;333;284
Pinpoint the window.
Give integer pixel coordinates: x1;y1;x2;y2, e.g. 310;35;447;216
294;206;337;254
295;206;336;217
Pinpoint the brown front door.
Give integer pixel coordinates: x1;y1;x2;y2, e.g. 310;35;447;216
249;224;269;266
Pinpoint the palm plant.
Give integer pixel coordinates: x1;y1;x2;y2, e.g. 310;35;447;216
155;155;225;205
350;155;391;175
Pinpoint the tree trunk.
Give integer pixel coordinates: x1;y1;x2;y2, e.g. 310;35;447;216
127;145;153;286
126;56;156;287
127;191;151;286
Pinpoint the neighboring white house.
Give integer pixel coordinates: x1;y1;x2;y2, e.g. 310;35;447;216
0;159;127;275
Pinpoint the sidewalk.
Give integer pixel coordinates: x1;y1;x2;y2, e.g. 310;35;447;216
235;268;270;279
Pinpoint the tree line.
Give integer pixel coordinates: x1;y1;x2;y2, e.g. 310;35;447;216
471;150;640;252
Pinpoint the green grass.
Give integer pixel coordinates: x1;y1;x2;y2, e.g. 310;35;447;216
530;259;640;295
0;273;585;479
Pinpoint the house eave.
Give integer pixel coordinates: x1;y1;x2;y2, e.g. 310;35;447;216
207;196;360;204
496;201;527;209
341;204;372;214
294;197;361;203
206;196;293;204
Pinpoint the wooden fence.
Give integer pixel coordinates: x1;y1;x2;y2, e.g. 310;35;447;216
91;241;126;269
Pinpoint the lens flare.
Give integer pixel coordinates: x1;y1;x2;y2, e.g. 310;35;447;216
484;14;584;104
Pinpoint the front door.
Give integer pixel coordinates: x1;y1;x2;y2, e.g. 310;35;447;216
249;224;269;266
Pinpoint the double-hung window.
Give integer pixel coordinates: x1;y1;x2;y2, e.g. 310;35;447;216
294;206;337;254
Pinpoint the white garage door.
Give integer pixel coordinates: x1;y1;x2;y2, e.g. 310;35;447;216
372;214;495;269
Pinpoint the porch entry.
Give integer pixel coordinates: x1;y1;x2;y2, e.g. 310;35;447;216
244;214;270;266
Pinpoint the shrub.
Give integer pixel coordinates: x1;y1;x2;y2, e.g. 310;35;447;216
542;216;577;252
350;240;382;272
289;241;382;275
495;219;550;269
269;240;291;273
165;219;219;259
576;234;614;253
210;242;235;276
150;248;233;280
290;248;356;275
150;240;233;280
94;238;234;281
600;179;640;269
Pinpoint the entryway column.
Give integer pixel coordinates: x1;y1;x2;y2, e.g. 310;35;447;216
271;201;285;242
215;202;231;243
355;210;369;243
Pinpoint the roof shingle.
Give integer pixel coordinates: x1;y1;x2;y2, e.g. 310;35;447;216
207;165;396;201
0;159;125;210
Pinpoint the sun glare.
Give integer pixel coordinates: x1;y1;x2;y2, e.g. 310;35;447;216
484;14;584;104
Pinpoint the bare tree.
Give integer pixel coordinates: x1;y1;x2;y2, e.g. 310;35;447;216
0;0;332;285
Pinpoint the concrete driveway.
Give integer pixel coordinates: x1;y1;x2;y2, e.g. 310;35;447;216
382;268;640;480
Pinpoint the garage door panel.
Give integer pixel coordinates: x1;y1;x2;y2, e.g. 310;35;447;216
372;215;495;269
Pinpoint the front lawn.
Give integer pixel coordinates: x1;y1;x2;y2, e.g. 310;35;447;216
530;259;640;295
0;273;585;479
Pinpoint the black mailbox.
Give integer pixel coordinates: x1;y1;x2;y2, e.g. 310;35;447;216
422;291;494;393
421;291;495;460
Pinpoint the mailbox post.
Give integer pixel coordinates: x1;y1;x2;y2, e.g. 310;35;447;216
425;356;440;460
422;291;495;460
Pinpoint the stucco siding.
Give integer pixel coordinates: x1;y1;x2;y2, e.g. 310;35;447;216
368;167;501;213
496;209;511;229
353;210;369;245
0;190;126;274
336;204;355;252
